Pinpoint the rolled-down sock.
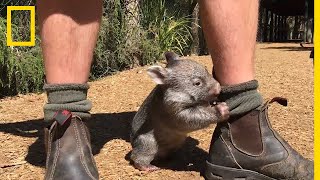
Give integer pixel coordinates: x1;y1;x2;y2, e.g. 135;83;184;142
219;80;263;117
43;83;92;122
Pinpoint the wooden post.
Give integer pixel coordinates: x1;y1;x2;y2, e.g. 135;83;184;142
199;16;208;55
283;16;287;41
304;0;309;42
277;15;281;41
311;18;314;43
279;16;283;41
275;15;279;41
264;9;269;42
270;12;274;42
282;16;286;41
191;3;200;55
293;16;300;39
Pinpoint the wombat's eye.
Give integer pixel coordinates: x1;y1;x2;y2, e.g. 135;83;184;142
193;81;202;86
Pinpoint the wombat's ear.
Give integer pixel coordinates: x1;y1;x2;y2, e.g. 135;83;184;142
147;66;168;84
164;52;179;63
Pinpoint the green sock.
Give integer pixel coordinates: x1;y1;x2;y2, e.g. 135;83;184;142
219;80;263;117
43;83;92;122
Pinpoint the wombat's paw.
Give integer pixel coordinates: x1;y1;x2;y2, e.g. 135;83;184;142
134;163;160;172
216;102;230;121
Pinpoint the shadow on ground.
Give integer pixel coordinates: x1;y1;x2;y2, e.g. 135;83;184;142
261;46;313;52
124;136;208;173
0;111;208;173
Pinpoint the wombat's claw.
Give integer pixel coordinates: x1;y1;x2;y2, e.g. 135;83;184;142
134;163;160;172
216;102;230;121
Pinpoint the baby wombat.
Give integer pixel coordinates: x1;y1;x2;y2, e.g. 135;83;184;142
130;52;229;171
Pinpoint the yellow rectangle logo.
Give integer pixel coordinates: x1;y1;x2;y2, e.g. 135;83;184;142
6;6;35;46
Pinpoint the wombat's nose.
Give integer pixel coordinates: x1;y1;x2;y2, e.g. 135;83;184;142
209;83;221;96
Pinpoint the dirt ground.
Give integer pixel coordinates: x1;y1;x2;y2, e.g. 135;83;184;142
0;43;314;180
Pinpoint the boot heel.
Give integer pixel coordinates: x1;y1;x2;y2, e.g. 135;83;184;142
205;161;276;180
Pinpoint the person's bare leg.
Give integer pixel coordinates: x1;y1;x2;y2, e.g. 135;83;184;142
200;1;313;179
38;0;102;84
37;0;102;179
200;0;257;86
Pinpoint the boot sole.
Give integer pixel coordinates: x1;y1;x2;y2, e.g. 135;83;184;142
205;161;276;180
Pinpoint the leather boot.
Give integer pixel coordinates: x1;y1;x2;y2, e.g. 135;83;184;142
44;110;99;180
205;97;314;180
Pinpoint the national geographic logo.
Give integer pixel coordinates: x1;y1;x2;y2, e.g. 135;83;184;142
1;2;35;47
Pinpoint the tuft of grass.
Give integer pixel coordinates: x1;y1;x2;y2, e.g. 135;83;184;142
140;0;193;55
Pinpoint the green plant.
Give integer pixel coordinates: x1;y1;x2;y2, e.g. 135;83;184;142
91;0;163;80
157;16;193;54
0;0;195;97
141;0;193;55
0;17;16;96
0;17;44;97
91;1;141;79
